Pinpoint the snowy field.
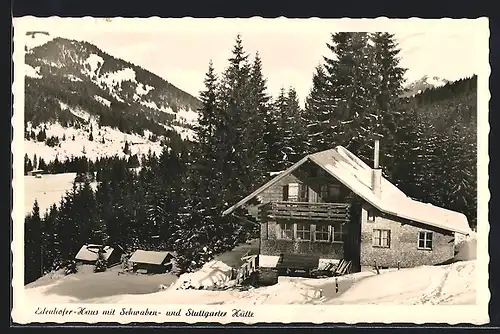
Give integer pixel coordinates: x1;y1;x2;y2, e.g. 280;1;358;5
24;121;165;163
24;239;477;306
24;173;98;215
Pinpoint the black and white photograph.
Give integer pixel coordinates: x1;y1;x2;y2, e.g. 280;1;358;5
11;17;489;324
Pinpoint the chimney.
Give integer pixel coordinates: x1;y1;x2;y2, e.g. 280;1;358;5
372;137;382;198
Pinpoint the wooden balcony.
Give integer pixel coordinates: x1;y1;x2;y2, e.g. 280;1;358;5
259;201;350;222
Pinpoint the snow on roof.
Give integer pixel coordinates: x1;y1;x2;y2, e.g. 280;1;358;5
223;146;471;235
75;244;115;262
128;250;176;265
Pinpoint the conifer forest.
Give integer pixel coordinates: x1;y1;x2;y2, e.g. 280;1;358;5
24;33;477;284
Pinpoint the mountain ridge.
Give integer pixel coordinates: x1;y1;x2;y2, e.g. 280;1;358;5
23;33;201;162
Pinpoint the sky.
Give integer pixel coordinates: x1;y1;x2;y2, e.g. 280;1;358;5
16;18;488;104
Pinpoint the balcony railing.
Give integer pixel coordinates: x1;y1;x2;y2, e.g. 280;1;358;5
258;201;350;222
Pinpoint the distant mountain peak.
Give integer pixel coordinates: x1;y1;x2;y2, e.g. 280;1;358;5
404;75;451;97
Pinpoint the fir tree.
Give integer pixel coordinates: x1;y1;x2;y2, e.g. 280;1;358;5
303;65;332;152
322;32;377;161
248;52;272;175
218;34;265;199
370;32;408;177
25;200;42;283
284;87;307;163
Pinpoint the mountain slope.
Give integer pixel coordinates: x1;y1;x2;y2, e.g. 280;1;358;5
404;75;451;97
23;32;201;162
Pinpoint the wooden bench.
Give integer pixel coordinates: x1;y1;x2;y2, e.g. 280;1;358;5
276;253;320;277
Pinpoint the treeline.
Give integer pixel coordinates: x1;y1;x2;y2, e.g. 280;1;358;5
24;33;477;284
24;152;141;176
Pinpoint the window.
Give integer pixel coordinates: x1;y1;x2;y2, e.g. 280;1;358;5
280;223;293;240
418;232;433;250
315;224;330;242
332;223;343;242
328;184;340;200
288;183;299;202
373;229;391;248
298;184;308;202
367;210;376;222
296;223;311;241
320;185;328;199
320;183;341;202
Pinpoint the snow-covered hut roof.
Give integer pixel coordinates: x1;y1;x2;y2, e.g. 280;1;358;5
75;244;115;262
222;146;471;235
128;250;176;265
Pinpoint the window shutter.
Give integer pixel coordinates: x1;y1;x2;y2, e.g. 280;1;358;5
282;185;289;201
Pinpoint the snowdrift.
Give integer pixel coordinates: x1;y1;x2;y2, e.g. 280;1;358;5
24;259;477;306
173;260;234;290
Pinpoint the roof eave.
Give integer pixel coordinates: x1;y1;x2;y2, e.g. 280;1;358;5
221;156;311;217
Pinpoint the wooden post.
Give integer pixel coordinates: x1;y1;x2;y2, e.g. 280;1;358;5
374;260;380;275
335;277;339;293
319;288;323;298
397;261;400;270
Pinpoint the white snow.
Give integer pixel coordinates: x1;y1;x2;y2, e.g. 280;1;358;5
100;67;137;89
176;108;199;125
328;261;476;305
173;261;234;290
24;172;98;215
58;102;91;121
93;95;111;107
172;125;196;141
139;100;177;115
25;265;178;303
84;54;104;77
24;258;477;306
67;74;82;82
24;121;164;164
135;83;154;96
427;76;448;87
25;64;42;79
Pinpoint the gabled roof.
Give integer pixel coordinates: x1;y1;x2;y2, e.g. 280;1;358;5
128;250;176;265
222;146;471;235
75;244;115;262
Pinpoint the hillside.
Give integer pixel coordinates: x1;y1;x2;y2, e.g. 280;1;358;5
23;32;201;162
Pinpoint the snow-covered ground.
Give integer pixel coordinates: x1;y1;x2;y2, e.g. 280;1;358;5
24;260;477;305
26;265;178;303
24;173;98;215
25;121;164;163
24;237;477;306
